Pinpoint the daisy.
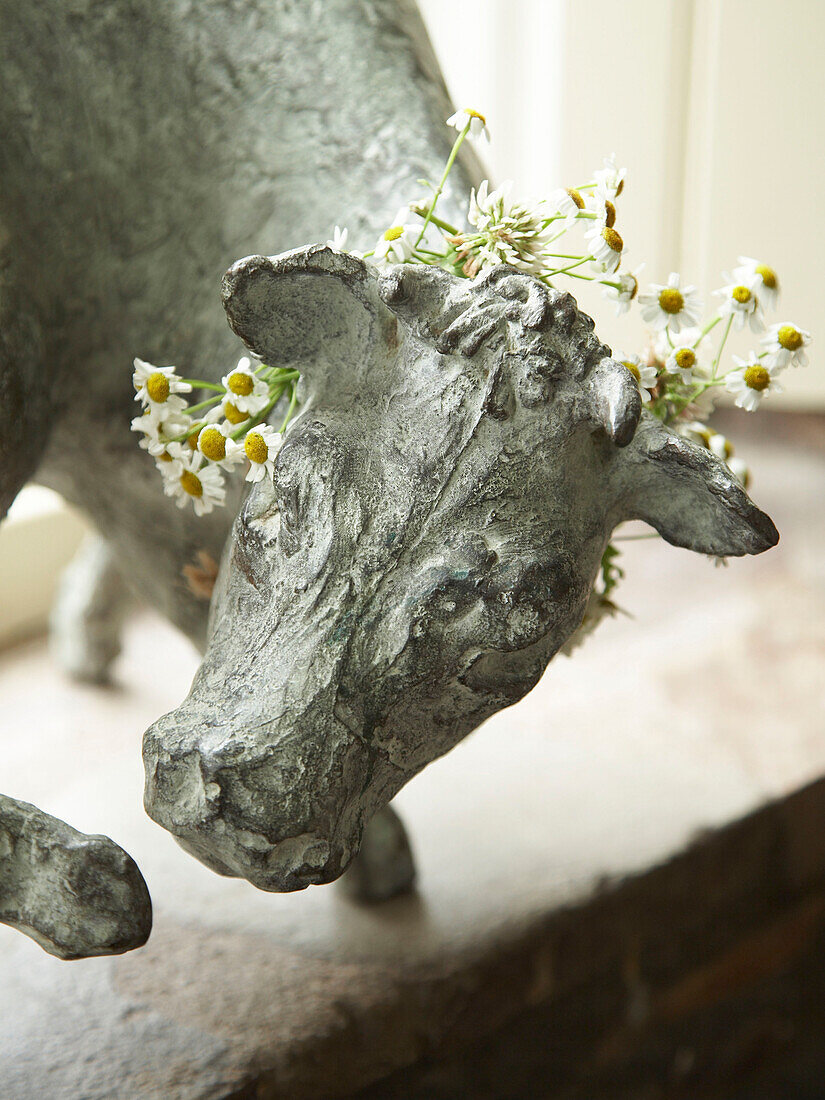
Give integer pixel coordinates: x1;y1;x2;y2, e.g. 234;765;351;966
706;432;733;461
663;328;704;383
327;226;349;251
761;322;811;370
549;187;586;228
727;456;751;489
221;357;270;416
130;404;192;456
196;422;246;471
228;425;283;483
714;280;765;333
133;358;191;409
617;353;658;400
592;153;626;201
374;207;416;263
602;266;644;316
585;222;624;274
725;354;782;411
446;107;490;143
638;273;703;334
733;256;779;311
163;447;226;515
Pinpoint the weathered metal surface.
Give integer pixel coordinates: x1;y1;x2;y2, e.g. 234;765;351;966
142;247;777;892
0;795;151;960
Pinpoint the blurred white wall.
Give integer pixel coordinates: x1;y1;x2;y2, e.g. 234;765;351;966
419;0;823;409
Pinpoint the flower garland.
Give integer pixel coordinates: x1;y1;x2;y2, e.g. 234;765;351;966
132;107;811;640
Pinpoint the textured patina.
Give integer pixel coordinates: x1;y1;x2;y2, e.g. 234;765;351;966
142;247;777;892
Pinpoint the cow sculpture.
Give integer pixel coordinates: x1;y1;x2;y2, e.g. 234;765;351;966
143;246;778;894
0;0;777;955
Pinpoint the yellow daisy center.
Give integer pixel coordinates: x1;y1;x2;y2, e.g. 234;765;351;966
744;364;770;391
467;109;487;123
615;178;624;198
674;347;696;369
732;285;752;304
658;287;684;314
244;431;269;464
602;227;623;253
622;360;641;382
158;451;173;463
604;200;616;228
199;427;226;462
755;263;777;289
777;324;803;351
383;225;404;241
187;431;200;451
146;372;170;403
224;401;248;425
179;470;203;497
566;188;585;210
228;371;255;396
626;275;638;301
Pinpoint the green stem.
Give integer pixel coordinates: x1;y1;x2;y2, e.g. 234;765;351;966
412;209;460;237
693;314;722;348
181;379;224;391
710;314;734;382
414;122;470;249
278;381;300;433
186;394;224;415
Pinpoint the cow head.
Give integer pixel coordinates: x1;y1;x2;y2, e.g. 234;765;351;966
142;246;777;891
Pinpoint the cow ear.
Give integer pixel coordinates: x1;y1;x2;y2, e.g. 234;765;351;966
221;246;387;397
621;418;778;556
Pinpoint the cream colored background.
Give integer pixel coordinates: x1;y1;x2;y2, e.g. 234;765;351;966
419;0;823;406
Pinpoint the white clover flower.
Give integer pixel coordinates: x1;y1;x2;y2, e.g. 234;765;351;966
549;187;586;228
228;424;283;483
163;446;226;515
638;273;703;334
455;180;550;277
714;278;765;333
733;256;779;311
446;107;490;143
761;322;811;370
327;226;349;251
221;356;270;415
617;353;658;401
585;222;624;274
133;358;192;409
725;353;782;411
592;153;626;201
602;265;644;316
196;421;245;471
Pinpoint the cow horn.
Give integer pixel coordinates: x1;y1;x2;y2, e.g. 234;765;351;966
588;356;642;447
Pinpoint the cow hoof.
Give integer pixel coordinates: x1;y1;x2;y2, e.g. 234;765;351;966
50;536;132;684
336;804;416;903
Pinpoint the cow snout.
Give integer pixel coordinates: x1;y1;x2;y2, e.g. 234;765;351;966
142;714;353;892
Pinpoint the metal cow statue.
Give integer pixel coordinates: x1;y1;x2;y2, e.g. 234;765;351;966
143;247;777;894
0;1;777;955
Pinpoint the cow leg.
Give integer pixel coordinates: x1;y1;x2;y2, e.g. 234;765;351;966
337;803;416;902
50;535;133;683
0;793;152;958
